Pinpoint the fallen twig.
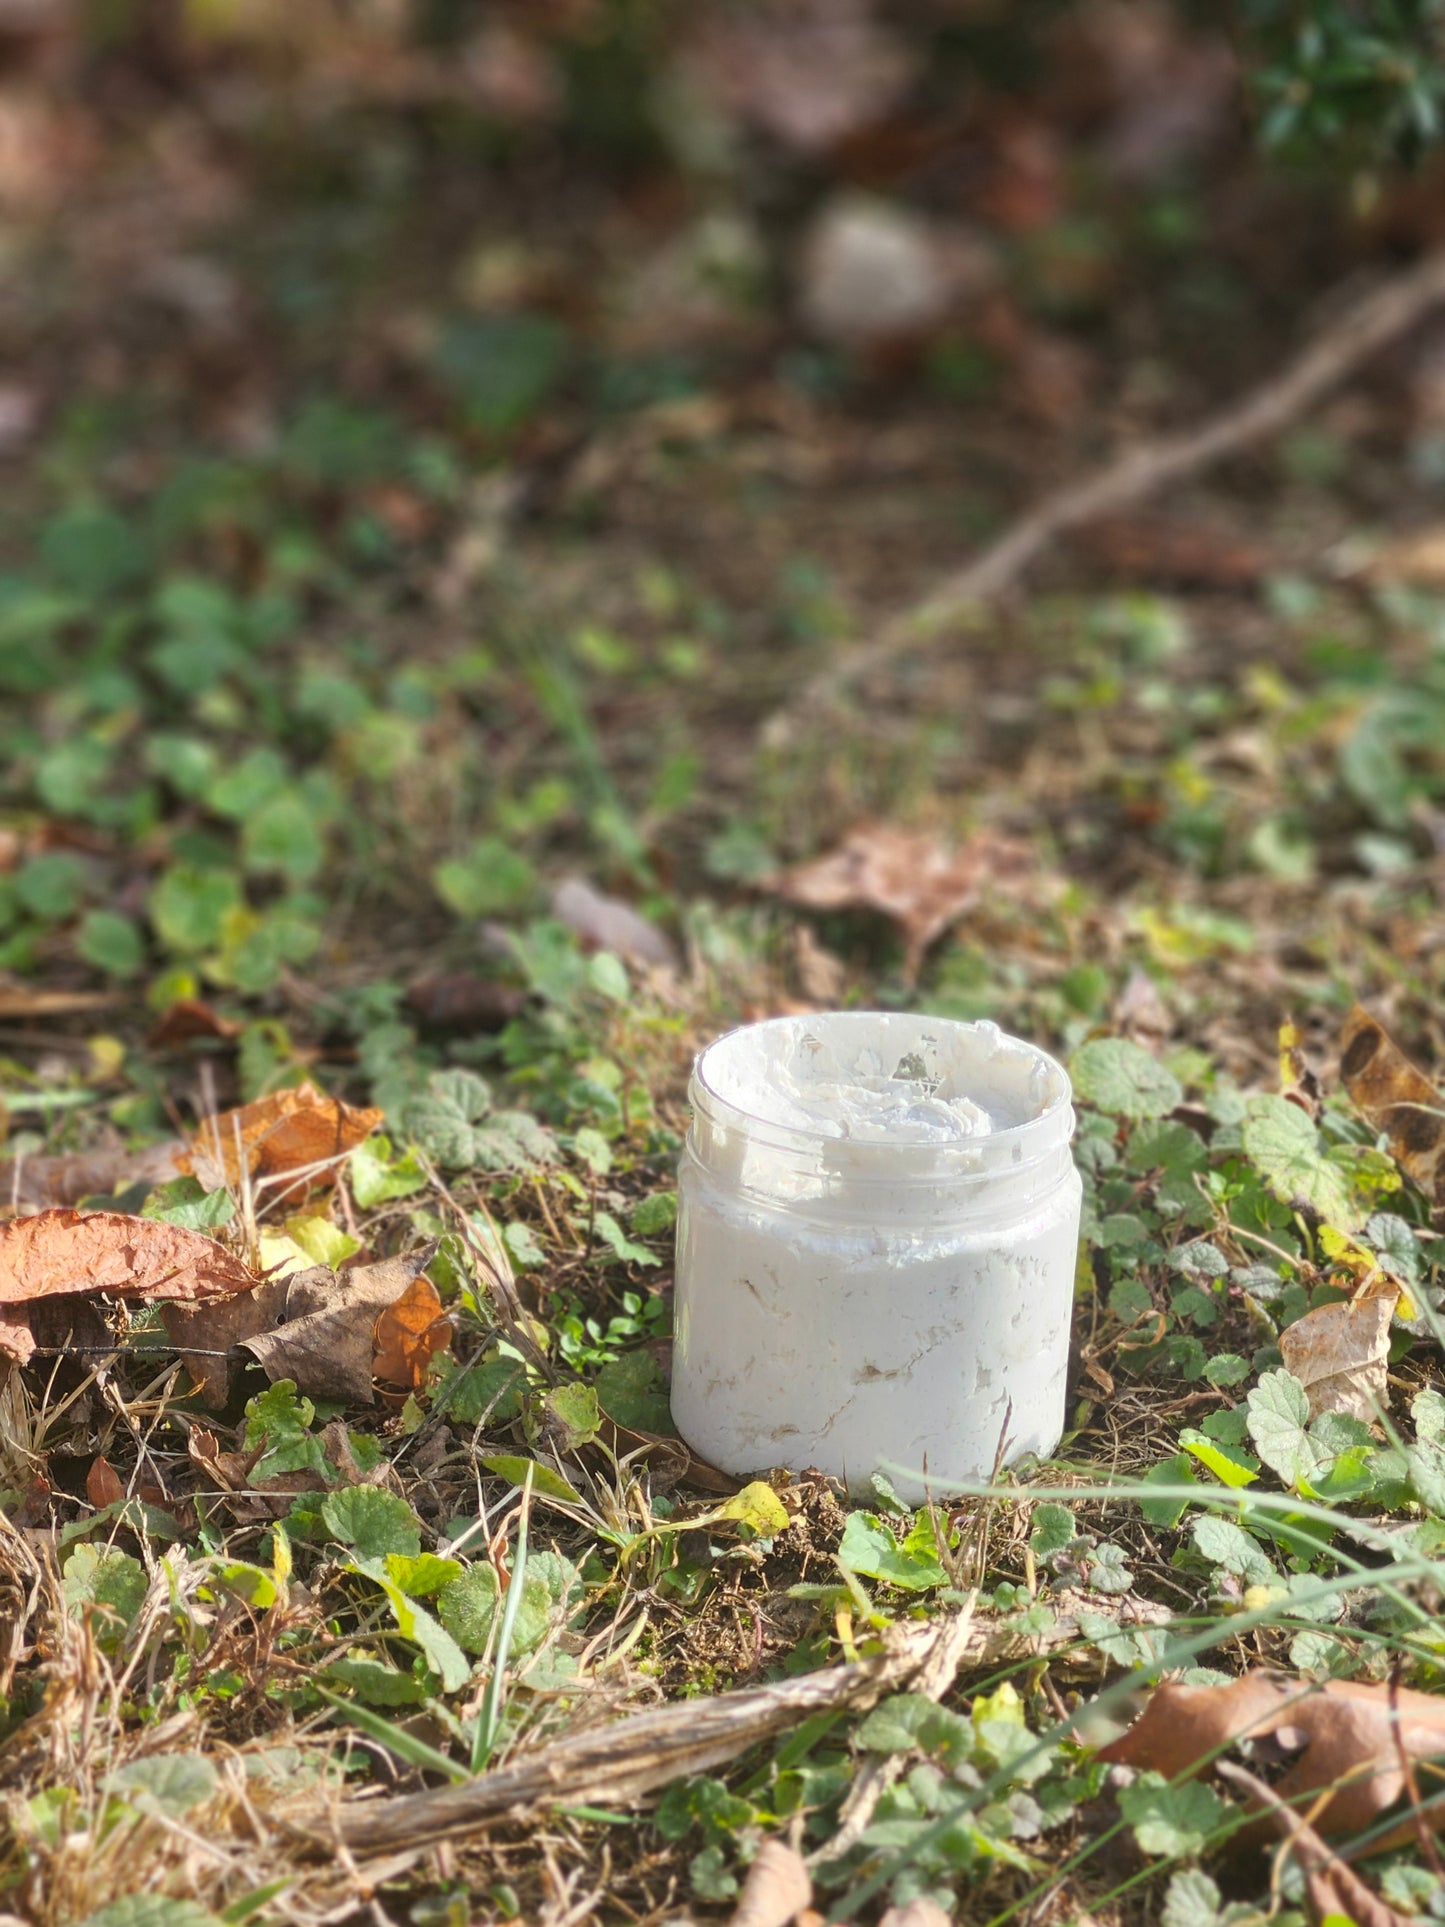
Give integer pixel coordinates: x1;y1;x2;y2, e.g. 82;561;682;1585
318;1593;1126;1857
320;1615;944;1856
767;246;1445;736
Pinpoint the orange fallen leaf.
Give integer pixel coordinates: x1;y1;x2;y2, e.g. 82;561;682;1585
767;825;1041;983
1340;1005;1445;1202
372;1273;451;1391
178;1082;383;1206
0;1209;259;1363
86;1455;124;1508
1098;1668;1445;1847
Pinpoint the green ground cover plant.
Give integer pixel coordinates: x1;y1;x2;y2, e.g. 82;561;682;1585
9;4;1445;1923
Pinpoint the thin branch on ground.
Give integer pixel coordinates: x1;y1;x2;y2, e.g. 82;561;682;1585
766;246;1445;737
318;1602;1004;1857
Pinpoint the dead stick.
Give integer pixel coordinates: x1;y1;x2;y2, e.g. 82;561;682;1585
316;1601;1073;1857
769;247;1445;735
317;1592;1152;1857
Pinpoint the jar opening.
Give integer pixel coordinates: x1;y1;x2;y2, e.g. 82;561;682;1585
691;1012;1072;1168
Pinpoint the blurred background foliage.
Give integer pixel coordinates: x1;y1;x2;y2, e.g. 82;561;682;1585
5;0;1445;1119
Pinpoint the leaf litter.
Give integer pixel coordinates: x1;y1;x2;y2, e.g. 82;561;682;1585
1100;1669;1445;1849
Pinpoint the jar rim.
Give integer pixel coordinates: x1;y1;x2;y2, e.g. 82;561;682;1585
690;1012;1074;1160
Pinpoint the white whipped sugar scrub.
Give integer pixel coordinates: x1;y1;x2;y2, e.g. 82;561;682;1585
671;1013;1082;1502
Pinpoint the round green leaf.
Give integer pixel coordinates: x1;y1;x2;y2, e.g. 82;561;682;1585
1070;1038;1183;1119
149;865;243;954
105;1753;218;1817
437;1564;553;1656
77;910;145;978
322;1486;422;1561
15;852;85;922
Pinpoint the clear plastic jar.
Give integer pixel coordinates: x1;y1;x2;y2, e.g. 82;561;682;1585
671;1012;1081;1501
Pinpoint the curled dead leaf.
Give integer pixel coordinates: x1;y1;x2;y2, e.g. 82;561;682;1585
146;999;242;1049
1340;1005;1445;1202
178;1082;383;1206
726;1839;812;1927
767;825;1042;983
1098;1668;1445;1846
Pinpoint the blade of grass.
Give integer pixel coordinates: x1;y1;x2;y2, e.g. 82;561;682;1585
315;1685;470;1784
473;1460;534;1772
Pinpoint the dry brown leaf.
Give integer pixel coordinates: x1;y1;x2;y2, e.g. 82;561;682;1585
767;825;1040;983
1278;1284;1397;1421
727;1839;812;1927
0;1209;258;1371
0;1139;183;1214
1217;1761;1412;1927
178;1082;383;1204
188;1427;257;1493
161;1275;289;1408
1098;1668;1445;1845
0;1305;33;1365
405;972;528;1031
372;1273;451;1390
241;1247;440;1406
146;999;242;1049
1340;1005;1445;1201
86;1455;123;1508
